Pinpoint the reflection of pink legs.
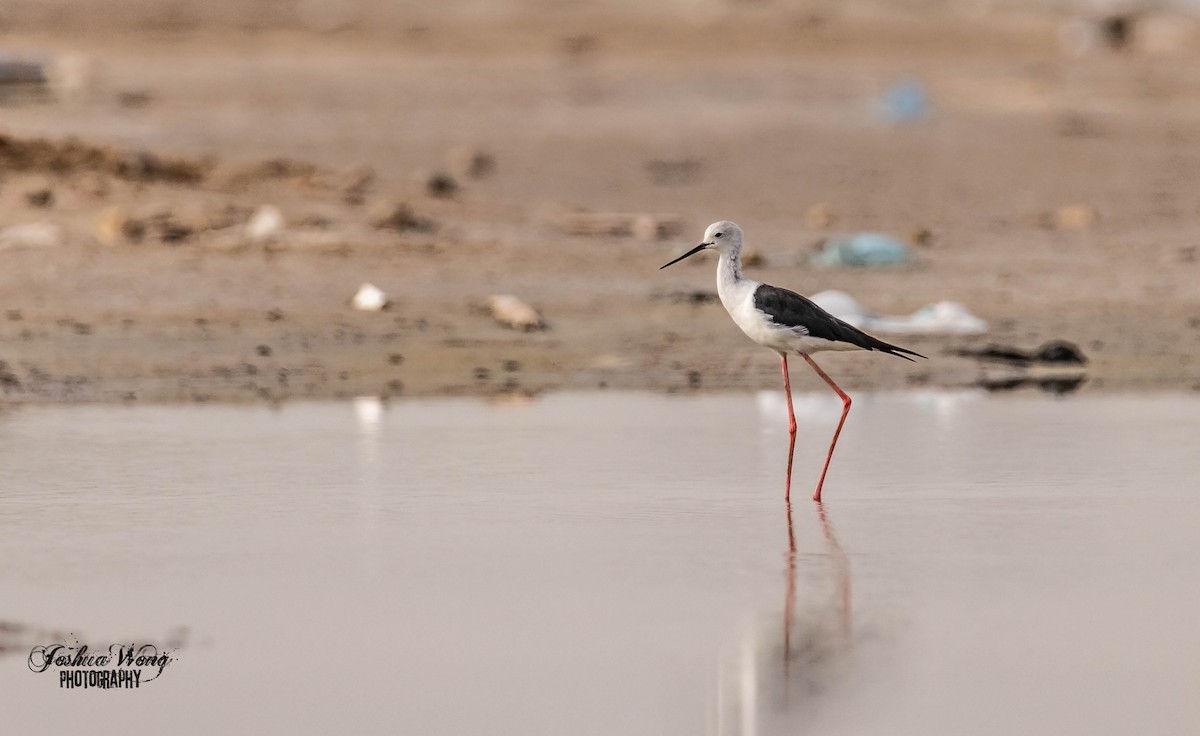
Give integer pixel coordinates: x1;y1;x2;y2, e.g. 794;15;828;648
781;355;797;501
783;501;796;674
816;501;852;640
801;354;852;503
784;503;851;683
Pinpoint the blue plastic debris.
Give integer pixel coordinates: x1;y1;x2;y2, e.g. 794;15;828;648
881;77;929;122
810;232;914;268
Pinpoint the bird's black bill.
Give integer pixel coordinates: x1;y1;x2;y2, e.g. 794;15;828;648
659;243;708;270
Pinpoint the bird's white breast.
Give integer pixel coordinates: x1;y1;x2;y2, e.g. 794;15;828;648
716;260;792;352
721;282;799;352
716;254;861;355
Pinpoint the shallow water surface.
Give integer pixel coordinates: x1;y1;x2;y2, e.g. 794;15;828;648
1;391;1198;734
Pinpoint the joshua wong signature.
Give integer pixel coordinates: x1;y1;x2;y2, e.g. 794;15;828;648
26;638;175;689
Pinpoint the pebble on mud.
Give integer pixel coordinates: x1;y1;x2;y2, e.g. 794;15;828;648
447;146;496;180
1053;204;1097;230
658;289;718;305
1034;340;1088;364
741;248;765;267
560;34;599;58
422;172;459;199
115;90;153;108
910;226;936;247
94;207;145;246
24;187;54;208
0;133;207;184
631;214;685;242
0;360;22;390
368;200;436;233
332;166;375;206
286;165;374;204
1060;13;1138;56
486;294;546;331
551;210;683;240
205;203;253;231
806;202;835;229
146;211;195;243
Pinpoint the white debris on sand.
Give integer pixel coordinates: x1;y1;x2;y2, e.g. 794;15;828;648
0;222;64;249
351;283;389;311
811;289;988;335
806;290;875;328
877;301;988;334
245;205;286;243
487;294;546;331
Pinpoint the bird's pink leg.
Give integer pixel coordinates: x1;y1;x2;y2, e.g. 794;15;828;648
781;354;797;501
801;354;852;502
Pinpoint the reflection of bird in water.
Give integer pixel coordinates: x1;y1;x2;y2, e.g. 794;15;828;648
783;502;852;695
716;501;852;735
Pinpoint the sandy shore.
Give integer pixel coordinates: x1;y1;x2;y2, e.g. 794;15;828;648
1;16;1198;402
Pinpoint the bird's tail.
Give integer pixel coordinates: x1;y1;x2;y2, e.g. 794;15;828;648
871;339;927;362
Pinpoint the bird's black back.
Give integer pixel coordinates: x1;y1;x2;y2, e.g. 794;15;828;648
752;284;926;361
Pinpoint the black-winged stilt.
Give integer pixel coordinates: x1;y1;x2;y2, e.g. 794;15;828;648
660;221;926;501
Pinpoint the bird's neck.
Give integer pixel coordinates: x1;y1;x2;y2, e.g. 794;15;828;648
717;249;744;291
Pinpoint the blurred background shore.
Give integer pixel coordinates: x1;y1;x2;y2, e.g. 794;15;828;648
1;0;1198;402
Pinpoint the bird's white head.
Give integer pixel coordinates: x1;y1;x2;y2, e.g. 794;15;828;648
702;221;742;254
659;220;743;269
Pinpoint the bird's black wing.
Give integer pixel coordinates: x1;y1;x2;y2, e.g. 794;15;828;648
752;284;926;361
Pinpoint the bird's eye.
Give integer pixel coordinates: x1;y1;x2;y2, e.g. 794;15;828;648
715;232;723;238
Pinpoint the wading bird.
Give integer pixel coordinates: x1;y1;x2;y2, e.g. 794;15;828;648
661;221;925;501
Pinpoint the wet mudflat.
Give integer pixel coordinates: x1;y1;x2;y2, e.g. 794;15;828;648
0;391;1197;734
